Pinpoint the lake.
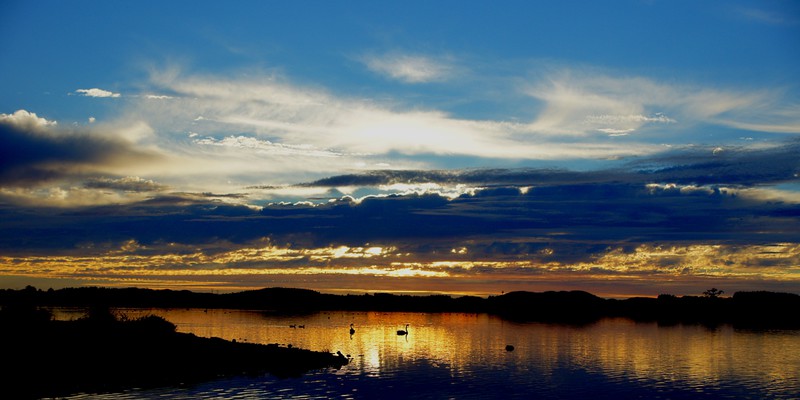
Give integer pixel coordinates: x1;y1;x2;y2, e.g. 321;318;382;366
53;308;799;399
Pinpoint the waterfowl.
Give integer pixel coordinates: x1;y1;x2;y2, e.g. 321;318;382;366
397;324;409;336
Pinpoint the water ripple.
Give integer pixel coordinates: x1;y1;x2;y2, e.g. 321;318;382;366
51;310;800;400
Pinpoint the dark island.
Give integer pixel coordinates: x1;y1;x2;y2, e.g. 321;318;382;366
1;286;798;398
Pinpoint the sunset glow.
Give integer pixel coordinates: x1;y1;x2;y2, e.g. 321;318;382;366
1;1;798;297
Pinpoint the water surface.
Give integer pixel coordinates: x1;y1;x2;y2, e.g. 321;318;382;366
54;308;800;399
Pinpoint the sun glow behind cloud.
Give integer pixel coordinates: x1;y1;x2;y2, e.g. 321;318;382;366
2;240;798;297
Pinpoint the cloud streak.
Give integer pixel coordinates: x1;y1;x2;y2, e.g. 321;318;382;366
134;64;800;184
137;67;677;166
83;176;168;192
75;88;121;98
361;52;456;83
302;140;800;189
524;70;800;136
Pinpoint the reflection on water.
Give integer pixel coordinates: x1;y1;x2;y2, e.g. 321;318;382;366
54;309;800;399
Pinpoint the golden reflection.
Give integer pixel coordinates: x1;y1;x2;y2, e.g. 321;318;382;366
99;309;800;393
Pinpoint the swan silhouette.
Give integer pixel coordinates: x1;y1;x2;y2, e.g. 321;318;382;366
397;324;409;336
349;323;355;335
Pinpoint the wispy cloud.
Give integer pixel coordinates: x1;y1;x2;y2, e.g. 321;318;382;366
361;52;456;83
139;67;666;163
83;176;168;192
736;7;799;26
524;70;798;136
74;88;121;98
194;135;342;158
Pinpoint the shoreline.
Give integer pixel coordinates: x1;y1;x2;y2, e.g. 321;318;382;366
1;286;798;398
2;285;799;328
0;306;348;399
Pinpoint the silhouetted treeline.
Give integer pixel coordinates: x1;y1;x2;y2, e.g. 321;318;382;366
1;286;798;328
0;302;348;399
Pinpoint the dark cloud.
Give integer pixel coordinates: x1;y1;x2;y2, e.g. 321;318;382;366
301;140;800;188
632;140;800;186
0;118;157;186
302;168;615;187
0;138;797;270
1;178;797;263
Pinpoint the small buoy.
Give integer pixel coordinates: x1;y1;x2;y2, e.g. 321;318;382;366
505;345;515;352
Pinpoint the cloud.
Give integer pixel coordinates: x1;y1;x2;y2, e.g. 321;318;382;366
117;65;798;200
361;52;456;83
585;114;677;124
629;140;800;186
736;7;799;26
1;138;797;293
83;176;168;192
0;109;57;131
0;110;159;186
21;64;790;205
587;113;676;135
301;140;800;189
524;70;799;136
75;88;121;98
137;68;666;164
1;177;798;296
2;163;797;251
194;135;342;158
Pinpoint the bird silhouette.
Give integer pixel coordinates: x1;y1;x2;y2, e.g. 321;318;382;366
397;324;409;336
349;323;355;335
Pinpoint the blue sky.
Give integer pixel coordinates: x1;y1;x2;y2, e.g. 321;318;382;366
0;1;798;296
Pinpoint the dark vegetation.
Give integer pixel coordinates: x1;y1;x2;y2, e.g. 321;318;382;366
2;285;798;328
0;292;348;399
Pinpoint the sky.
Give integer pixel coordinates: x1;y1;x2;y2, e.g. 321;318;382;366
1;0;799;298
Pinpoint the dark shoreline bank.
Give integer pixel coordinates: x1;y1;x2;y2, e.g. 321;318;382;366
0;305;349;400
